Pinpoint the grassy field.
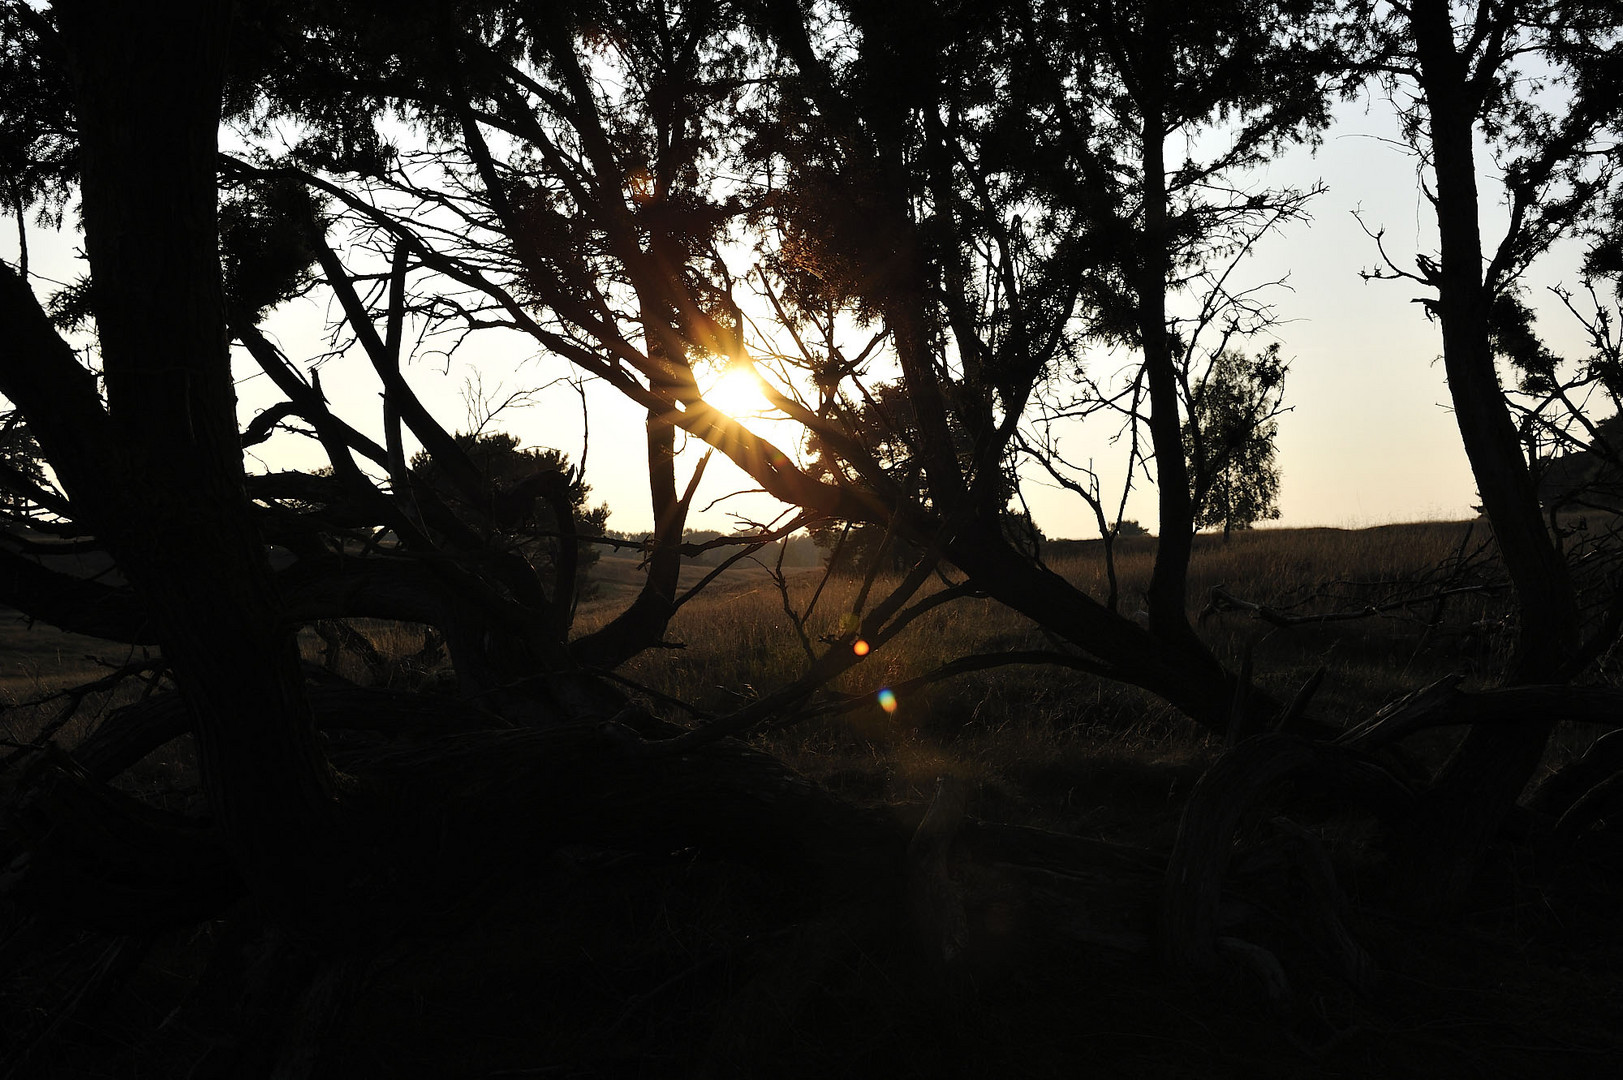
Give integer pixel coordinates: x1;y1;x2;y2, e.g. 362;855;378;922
0;519;1558;818
575;520;1538;815
6;521;1622;1078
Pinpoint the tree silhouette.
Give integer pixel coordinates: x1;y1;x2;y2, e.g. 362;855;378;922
205;0;1322;726
1185;345;1286;538
0;412;49;520
408;431;609;599
1347;0;1623;908
4;2;1623;1071
1028;0;1336;646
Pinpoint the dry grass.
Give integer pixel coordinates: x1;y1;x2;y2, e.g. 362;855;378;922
6;521;1623;1078
575;520;1542;831
0;518;1586;807
0;519;1556;816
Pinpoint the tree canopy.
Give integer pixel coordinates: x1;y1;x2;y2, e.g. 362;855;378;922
1185;344;1285;537
408;430;609;597
4;1;1623;1072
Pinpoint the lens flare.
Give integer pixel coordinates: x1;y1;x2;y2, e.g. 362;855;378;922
877;687;898;713
853;638;870;657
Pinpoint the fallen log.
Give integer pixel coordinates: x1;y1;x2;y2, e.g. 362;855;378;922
1162;734;1411;989
1340;676;1623;751
69;684;512;784
0;749;239;933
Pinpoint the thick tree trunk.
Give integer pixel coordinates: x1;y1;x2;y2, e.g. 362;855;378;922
51;0;346;931
1397;0;1582;911
1417;27;1578;683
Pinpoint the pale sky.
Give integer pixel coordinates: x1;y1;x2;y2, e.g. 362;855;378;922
3;95;1603;540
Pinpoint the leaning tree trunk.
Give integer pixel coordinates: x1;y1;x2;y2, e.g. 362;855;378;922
44;0;346;931
1396;0;1582;912
942;519;1250;732
1136;94;1202;657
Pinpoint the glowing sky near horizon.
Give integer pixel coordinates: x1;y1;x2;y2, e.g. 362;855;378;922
2;95;1603;540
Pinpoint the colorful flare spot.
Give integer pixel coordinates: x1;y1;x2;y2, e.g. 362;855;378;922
877;687;898;713
853;638;870;657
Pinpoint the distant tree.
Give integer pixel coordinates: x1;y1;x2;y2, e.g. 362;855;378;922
1534;412;1623;515
1033;0;1337;647
409;432;608;600
779;532;822;567
1185;345;1286;539
809;521;907;576
0;412;49;519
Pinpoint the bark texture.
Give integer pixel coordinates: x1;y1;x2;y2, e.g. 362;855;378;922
45;0;345;931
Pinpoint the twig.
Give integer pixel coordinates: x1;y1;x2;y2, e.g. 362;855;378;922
0;659;167;775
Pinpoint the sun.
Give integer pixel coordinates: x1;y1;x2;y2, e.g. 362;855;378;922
703;362;772;420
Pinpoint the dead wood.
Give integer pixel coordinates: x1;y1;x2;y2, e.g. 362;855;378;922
4;719;908;941
1215;936;1292;1007
1266;817;1379;993
905;775;972;966
69;685;511;786
0;931;151;1080
1162;734;1411;987
1341;676;1623;752
1529;728;1623;819
1554;769;1623;845
311;618;388;680
1199;582;1508;629
0;543;154;644
0;751;239;933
